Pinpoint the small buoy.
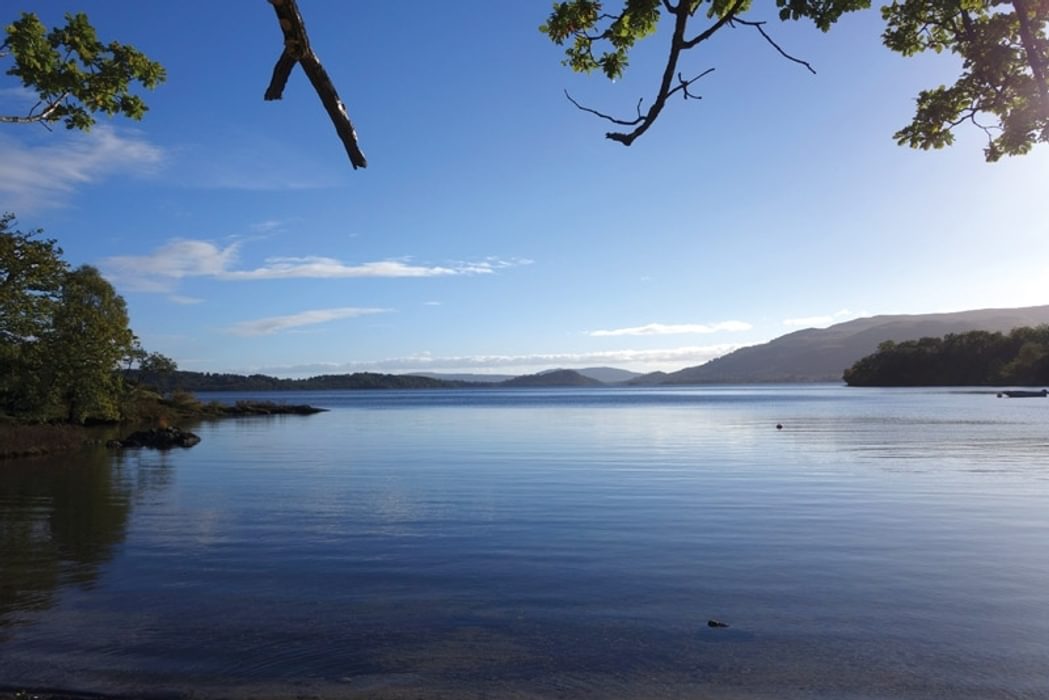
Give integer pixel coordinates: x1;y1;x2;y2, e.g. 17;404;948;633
707;619;730;628
776;423;783;430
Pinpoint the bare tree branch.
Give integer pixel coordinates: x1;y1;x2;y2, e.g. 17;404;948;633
682;0;746;48
264;50;297;100
730;18;817;75
668;68;716;100
264;0;367;169
564;90;644;126
605;0;694;145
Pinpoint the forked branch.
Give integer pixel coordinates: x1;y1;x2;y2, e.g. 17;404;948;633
557;0;818;146
264;0;367;169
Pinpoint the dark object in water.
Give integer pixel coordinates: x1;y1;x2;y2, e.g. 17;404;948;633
707;619;730;628
108;427;201;450
776;423;783;430
999;389;1048;398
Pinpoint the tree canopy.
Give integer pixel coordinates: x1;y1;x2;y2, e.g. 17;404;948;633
542;0;1049;159
3;4;1047;160
0;214;168;424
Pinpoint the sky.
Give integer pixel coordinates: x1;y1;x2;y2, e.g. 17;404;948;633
2;1;1048;377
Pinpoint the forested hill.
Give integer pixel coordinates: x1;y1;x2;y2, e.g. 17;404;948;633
134;369;607;392
652;305;1049;384
499;369;604;387
133;371;470;392
844;326;1049;386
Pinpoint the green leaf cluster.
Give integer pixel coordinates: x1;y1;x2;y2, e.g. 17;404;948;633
541;0;1047;159
883;0;1049;161
541;0;662;79
2;12;165;130
775;0;872;31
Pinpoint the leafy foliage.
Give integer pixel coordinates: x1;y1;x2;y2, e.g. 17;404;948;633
542;0;1048;158
541;0;663;79
46;266;136;423
844;326;1049;386
1;12;165;129
0;214;67;415
883;0;1049;161
1;215;157;424
0;213;66;343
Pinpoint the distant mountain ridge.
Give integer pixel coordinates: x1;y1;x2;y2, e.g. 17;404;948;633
655;305;1049;384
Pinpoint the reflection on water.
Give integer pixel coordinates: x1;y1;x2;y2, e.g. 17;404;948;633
0;448;132;638
1;387;1048;699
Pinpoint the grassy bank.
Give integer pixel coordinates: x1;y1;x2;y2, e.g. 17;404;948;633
0;396;325;460
0;422;89;460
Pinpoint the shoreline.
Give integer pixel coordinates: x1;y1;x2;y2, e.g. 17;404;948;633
0;401;326;461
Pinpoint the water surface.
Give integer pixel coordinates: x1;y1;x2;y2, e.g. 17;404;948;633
2;386;1048;698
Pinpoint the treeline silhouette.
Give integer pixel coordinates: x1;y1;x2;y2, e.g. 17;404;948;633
130;370;471;393
844;326;1049;386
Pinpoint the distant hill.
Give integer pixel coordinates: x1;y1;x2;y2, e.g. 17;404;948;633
499;369;605;387
627;371;669;386
578;366;643;383
411;367;640;383
538;366;643;383
660;305;1049;384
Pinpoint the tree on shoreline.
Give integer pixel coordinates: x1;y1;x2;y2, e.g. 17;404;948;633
844;326;1049;386
46;266;136;423
0;214;154;424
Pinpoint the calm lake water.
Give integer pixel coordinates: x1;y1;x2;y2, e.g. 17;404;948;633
2;385;1048;699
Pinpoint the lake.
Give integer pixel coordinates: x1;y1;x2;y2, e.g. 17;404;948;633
2;385;1048;699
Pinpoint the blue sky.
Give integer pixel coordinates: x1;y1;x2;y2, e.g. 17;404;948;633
2;1;1047;376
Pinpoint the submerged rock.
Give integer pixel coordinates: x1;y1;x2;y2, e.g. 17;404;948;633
109;427;201;450
707;619;730;628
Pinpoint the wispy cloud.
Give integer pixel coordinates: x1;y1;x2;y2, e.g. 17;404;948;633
588;321;752;337
782;309;859;328
225;257;474;281
0;126;164;210
257;344;741;376
168;295;204;305
100;239;531;294
102;240;239;293
249;219;287;233
229;307;390;336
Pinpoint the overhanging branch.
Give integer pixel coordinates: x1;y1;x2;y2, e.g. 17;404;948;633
730;18;817;75
264;0;367;169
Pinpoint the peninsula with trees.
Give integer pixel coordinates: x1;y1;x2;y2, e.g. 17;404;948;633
0;214;324;459
843;326;1049;386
